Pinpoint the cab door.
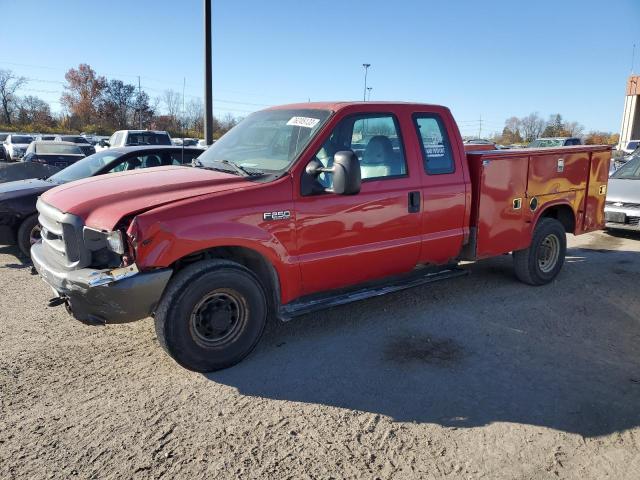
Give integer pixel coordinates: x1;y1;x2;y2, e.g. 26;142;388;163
411;112;468;264
294;112;422;296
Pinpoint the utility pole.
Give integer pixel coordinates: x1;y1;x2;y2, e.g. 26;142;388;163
478;114;483;139
204;0;214;145
137;76;142;129
632;43;636;74
362;63;371;101
367;87;372;101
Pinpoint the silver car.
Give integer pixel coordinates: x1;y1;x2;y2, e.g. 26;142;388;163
605;150;640;231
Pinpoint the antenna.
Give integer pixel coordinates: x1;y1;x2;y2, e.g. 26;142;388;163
181;77;186;163
478;114;483;139
138;76;142;129
632;43;636;74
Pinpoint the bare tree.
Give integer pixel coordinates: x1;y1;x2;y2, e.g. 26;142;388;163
520;112;545;142
163;89;182;120
0;69;27;125
182;98;204;133
17;96;54;125
564;121;584;137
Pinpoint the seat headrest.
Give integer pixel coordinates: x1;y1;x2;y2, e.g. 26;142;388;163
363;136;393;165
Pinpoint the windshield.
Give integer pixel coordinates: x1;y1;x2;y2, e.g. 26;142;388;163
627;141;639;151
36;143;83;155
61;135;90;144
529;139;564;148
49;150;121;183
611;152;640;180
12;135;33;144
197;109;331;172
127;132;171;146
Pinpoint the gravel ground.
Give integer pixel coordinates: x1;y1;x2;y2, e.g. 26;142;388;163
1;230;640;479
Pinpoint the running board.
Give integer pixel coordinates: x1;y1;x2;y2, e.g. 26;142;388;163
278;267;469;321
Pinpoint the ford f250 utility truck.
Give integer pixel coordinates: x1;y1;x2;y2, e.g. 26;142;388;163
31;102;611;372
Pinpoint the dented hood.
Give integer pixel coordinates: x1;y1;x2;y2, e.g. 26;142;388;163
40;166;252;229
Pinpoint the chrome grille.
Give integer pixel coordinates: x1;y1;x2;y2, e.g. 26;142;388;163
36;198;89;269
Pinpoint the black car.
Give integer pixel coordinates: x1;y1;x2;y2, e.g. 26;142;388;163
23;141;85;168
0;145;203;257
54;135;96;156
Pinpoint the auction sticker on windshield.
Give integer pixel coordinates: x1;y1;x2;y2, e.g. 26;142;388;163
286;117;320;128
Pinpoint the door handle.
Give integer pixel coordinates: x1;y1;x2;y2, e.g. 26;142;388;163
408;191;421;213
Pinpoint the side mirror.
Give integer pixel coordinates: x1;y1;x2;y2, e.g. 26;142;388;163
331;151;361;195
100;140;110;147
305;150;361;195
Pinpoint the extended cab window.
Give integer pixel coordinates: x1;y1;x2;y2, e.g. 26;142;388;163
109;154;159;172
169;150;200;165
314;114;406;187
414;115;454;175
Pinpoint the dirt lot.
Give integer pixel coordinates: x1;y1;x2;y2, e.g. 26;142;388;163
1;230;640;479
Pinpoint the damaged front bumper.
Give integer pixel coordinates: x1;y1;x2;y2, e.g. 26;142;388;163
31;242;172;325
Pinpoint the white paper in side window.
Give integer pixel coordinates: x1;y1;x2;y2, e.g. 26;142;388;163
286;116;320;128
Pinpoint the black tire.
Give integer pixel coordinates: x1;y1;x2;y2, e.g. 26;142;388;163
154;259;267;372
513;218;566;286
17;214;41;259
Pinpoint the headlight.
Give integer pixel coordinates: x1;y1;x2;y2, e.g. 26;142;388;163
106;230;125;254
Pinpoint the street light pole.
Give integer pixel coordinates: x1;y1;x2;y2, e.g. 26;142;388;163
204;0;213;145
362;63;371;101
367;87;372;101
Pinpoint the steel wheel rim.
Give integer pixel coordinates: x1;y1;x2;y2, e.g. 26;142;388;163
29;224;42;246
538;233;560;273
189;288;248;347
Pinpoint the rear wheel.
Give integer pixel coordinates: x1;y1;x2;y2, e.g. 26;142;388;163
513;218;566;285
154;259;267;372
17;214;41;259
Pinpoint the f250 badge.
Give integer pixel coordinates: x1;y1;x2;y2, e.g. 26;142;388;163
263;211;291;221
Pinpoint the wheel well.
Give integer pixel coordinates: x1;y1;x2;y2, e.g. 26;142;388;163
172;246;280;314
540;204;575;233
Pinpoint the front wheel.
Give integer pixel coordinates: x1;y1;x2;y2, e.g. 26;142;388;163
154;259;268;372
513;218;566;285
17;214;41;258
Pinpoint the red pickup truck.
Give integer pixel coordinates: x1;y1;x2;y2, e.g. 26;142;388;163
31;102;611;372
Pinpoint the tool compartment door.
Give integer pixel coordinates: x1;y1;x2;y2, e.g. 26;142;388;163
526;150;589;197
471;154;530;258
581;150;610;233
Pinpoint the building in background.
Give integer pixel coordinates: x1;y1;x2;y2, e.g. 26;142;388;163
619;75;640;150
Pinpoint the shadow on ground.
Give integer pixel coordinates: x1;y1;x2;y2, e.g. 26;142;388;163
0;245;30;268
208;241;640;438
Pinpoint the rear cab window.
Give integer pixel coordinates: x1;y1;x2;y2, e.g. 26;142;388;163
126;132;171;146
413;114;455;174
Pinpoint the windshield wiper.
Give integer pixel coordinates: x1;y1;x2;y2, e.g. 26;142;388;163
194;159;263;177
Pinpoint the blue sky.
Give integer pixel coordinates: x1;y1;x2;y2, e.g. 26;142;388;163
0;0;638;136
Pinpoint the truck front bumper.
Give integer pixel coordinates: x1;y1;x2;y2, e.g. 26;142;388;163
31;242;172;325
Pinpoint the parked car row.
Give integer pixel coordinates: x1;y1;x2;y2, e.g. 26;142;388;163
1;130;174;162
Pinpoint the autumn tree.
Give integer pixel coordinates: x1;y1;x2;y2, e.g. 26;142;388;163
0;69;27;125
98;79;136;129
60;64;107;127
499;116;523;144
584;131;619;145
